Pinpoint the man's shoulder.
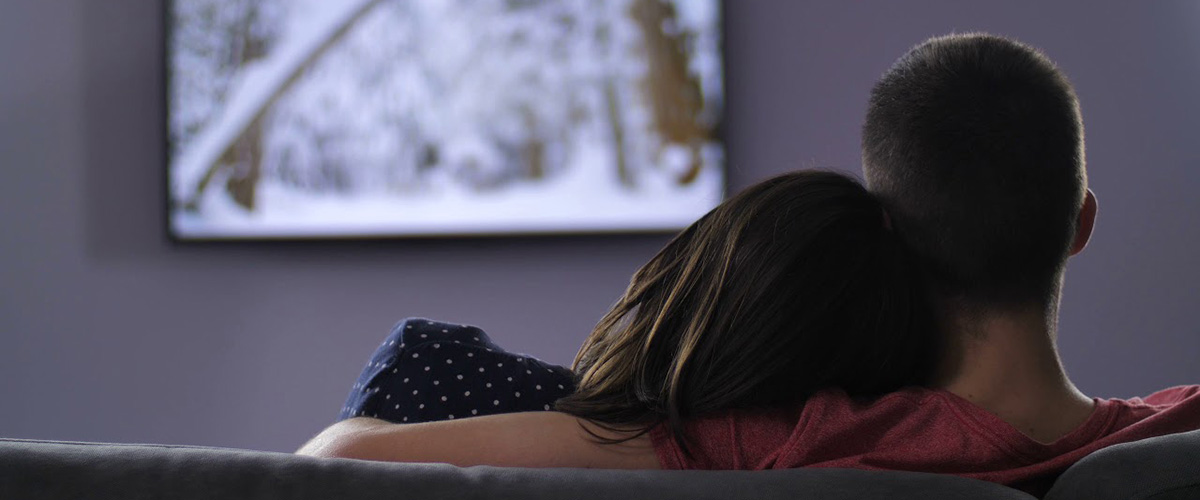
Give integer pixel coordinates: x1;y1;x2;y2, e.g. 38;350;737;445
1128;385;1200;406
1118;383;1200;407
1100;385;1200;439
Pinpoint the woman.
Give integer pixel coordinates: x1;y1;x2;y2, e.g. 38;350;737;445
298;171;937;467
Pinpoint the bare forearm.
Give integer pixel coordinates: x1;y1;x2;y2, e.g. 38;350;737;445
294;412;660;468
296;417;390;457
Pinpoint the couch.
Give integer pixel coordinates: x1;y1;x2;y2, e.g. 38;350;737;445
1;429;1197;500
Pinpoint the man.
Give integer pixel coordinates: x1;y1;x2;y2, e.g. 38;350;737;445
298;34;1199;496
862;32;1100;443
852;33;1199;493
644;39;1196;496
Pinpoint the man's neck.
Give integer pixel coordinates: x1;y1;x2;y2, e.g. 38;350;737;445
932;302;1094;444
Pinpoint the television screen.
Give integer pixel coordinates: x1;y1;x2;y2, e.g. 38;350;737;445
168;0;724;239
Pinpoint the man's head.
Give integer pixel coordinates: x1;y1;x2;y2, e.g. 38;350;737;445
862;33;1094;308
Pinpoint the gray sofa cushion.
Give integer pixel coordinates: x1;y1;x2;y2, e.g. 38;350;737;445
0;438;1033;500
1044;429;1200;500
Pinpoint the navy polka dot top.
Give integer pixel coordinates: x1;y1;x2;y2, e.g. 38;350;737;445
340;318;577;424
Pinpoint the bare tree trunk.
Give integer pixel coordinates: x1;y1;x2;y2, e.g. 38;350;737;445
222;1;268;211
223;115;264;210
604;79;633;187
630;0;708;185
179;0;386;208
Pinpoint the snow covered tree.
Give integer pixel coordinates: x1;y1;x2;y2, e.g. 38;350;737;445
170;0;282;209
170;0;724;221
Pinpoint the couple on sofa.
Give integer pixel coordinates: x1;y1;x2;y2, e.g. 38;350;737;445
297;33;1200;497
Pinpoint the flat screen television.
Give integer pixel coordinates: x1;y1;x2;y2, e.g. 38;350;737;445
167;0;725;240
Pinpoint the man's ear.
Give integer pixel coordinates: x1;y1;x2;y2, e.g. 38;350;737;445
1069;189;1097;256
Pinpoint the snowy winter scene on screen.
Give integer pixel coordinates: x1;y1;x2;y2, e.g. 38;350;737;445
168;0;724;239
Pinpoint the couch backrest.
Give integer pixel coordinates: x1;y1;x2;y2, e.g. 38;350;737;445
0;438;1033;500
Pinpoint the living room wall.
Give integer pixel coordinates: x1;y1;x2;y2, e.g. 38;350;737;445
1;0;1196;452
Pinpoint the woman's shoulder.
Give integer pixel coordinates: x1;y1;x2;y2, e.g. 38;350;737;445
390;317;498;349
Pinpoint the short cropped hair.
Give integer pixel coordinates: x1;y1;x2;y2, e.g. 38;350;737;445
862;33;1086;305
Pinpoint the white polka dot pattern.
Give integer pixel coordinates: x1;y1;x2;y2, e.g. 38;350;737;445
338;318;575;424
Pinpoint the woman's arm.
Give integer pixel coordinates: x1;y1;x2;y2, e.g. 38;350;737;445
296;412;662;469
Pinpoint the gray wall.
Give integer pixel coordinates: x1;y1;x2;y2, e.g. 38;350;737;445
1;0;1196;452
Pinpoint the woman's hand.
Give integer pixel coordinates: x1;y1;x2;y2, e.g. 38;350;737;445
296;412;661;470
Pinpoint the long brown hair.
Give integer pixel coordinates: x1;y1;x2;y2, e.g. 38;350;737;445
554;171;938;455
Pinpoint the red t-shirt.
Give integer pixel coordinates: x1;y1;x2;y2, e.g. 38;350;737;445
650;385;1200;497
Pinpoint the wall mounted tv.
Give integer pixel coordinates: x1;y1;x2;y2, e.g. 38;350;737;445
168;0;724;240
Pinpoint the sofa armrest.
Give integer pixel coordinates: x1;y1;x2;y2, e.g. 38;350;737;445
1045;429;1200;500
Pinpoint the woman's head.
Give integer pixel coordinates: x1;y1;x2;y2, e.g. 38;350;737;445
555;171;938;449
